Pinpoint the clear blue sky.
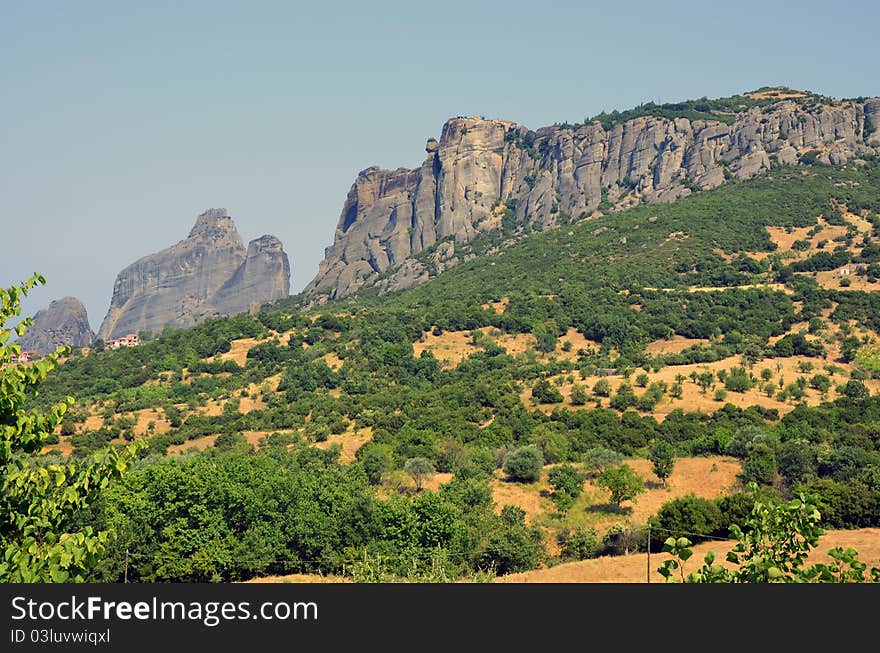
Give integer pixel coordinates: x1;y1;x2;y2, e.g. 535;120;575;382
2;0;878;332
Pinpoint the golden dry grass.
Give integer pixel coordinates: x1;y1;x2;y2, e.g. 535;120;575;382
687;283;793;295
582;457;741;533
132;408;171;436
491;475;552;522
43;438;73;456
645;336;710;355
413;327;601;368
413;330;478;367
420;472;454;492
814;270;880;292
500;528;880;583
238;395;266;414
244;573;349;584
322;352;344;371
314;427;374;463
219;337;259;367
167;434;218;454
83;414;104;431
744;89;807;100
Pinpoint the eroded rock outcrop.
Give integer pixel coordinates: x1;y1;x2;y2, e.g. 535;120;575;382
98;209;290;339
18;296;94;354
307;93;880;300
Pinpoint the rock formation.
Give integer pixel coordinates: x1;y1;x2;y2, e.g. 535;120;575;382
97;209;290;340
18;296;95;354
306;91;880;300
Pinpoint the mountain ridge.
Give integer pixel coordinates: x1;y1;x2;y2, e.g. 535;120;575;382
305;88;880;302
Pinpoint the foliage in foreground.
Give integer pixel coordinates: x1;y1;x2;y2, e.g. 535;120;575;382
658;484;880;583
0;275;141;582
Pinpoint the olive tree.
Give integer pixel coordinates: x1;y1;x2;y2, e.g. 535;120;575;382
404;457;435;491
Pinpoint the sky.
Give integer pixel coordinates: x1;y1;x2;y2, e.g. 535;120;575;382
2;0;878;332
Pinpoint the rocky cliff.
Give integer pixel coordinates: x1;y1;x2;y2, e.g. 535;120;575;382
306;90;880;300
18;296;95;354
97;209;290;339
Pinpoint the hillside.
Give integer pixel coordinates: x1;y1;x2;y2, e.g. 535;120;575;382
24;143;880;583
306;87;880;300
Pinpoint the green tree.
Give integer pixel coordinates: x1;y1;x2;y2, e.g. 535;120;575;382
582;447;623;477
697;371;715;394
404;457;435;492
741;443;778;485
648;441;676;487
0;275;141;582
592;378;611;397
531;378;563;404
596;464;645;509
547;463;583;511
503;446;544;483
843;379;870;399
569;384;588;406
557;527;601;561
359;443;394;485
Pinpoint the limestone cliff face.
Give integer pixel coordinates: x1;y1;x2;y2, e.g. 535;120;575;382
306;94;880;300
18;296;94;354
212;234;291;316
98;209;290;339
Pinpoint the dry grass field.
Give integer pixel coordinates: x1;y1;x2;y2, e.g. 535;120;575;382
500;528;880;583
315;426;374;463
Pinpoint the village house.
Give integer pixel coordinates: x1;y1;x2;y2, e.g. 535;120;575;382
105;333;141;349
10;350;40;363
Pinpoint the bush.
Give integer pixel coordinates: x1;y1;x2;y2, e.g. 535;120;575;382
532;378;563;404
557;527;601;561
843;380;870;399
797;479;880;528
597;464;645;508
503;446;544;482
724;367;755;393
569;384;588;405
741;443;778;485
358;443;394;485
593;378;612;397
547;464;584;500
602;523;646;556
650;495;723;548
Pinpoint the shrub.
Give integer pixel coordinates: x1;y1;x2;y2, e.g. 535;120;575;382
503;446;544;482
532;378;563;404
593;378;612;397
741;443;778;485
548;464;584;501
650;495;723;548
557;527;601;561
